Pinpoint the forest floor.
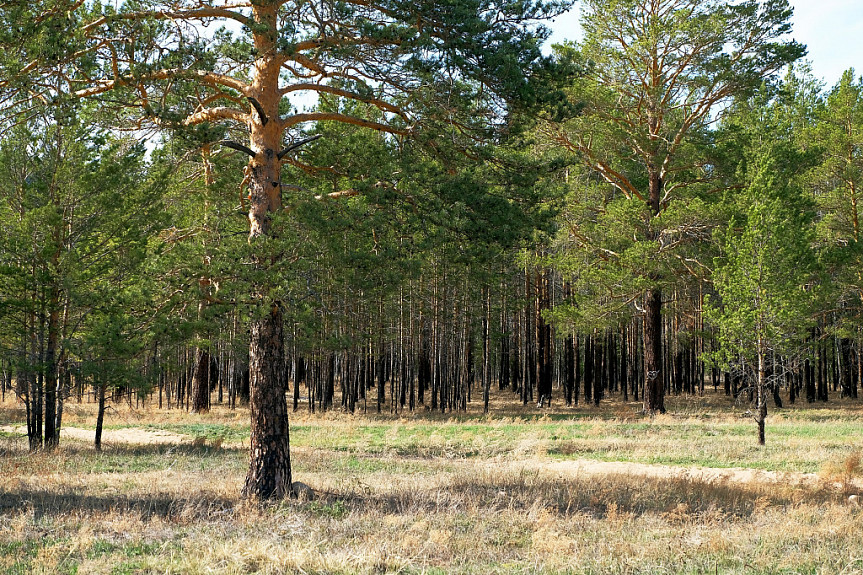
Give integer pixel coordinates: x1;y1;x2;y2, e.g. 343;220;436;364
1;389;862;574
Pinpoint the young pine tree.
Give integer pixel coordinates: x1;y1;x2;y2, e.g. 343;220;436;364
706;148;817;445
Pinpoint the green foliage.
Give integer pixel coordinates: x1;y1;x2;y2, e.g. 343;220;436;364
0;101;169;400
809;69;863;333
545;0;804;336
705;146;817;371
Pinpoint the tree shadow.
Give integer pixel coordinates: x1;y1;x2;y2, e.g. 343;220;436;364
0;487;236;521
325;469;837;520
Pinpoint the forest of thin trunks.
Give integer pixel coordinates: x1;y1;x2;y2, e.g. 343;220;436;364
6;267;859;452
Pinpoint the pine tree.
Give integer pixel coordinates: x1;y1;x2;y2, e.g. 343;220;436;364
706;147;817;445
544;0;804;414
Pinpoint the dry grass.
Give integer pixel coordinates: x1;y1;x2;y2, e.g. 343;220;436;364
819;451;863;496
1;391;863;574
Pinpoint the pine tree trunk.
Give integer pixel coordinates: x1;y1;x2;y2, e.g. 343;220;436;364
482;286;491;413
593;333;603;406
574;335;581;405
643;288;665;414
243;304;291;499
241;9;296;496
564;334;575;406
805;351;815;403
817;335;828;402
756;345;767;446
643;165;665;414
44;301;59;449
95;382;106;451
191;348;210;413
584;333;593;404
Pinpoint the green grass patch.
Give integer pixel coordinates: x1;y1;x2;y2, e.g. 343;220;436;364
87;539;118;559
135;422;250;443
306;499;349;519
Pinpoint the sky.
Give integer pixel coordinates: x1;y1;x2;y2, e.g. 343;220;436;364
544;0;863;88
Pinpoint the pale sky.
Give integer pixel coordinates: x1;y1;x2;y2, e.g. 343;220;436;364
545;0;863;88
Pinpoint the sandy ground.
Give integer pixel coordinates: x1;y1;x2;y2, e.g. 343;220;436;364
513;458;821;487
0;424;189;446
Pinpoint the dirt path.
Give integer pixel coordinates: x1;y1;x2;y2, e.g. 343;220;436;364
505;458;822;487
0;425;189;446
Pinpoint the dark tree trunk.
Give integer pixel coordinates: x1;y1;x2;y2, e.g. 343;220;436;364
191;348;210;413
44;307;59;449
756;348;768;445
292;356;302;411
805;354;815;403
482;286;491;413
772;383;783;409
573;335;581;406
789;368;797;404
564;334;575;406
499;331;511;391
536;272;553;407
593;333;603;406
620;327;628;402
643;288;665;414
817;336;828;402
94;383;107;451
378;347;386;413
584;333;593;404
840;338;853;398
243;305;291;499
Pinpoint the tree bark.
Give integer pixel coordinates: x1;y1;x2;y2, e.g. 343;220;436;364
584;333;593;404
241;3;294;496
564;334;575;406
94;382;106;451
482;285;491;414
243;304;291;499
756;345;767;446
191;348;210;413
643;288;665;414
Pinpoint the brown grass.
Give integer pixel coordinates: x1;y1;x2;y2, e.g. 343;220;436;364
1;391;863;574
819;450;863;496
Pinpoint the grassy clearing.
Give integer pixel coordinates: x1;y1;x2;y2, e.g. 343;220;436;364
1;391;862;574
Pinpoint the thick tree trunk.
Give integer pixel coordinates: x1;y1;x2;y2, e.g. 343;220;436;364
643;288;665;414
241;7;295;497
643;167;665;414
243;305;291;499
190;348;210;413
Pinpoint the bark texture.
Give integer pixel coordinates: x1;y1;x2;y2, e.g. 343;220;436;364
190;348;210;413
95;383;106;451
241;2;292;498
243;305;291;498
643;288;665;414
